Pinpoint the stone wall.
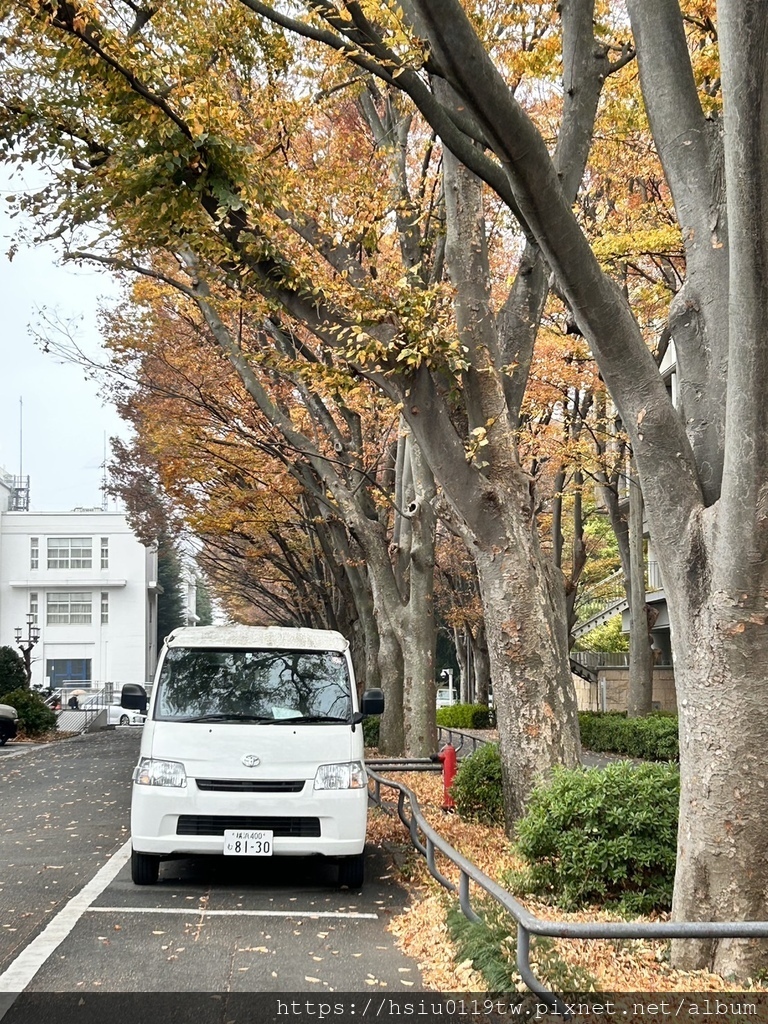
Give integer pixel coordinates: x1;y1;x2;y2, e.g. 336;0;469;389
573;668;677;713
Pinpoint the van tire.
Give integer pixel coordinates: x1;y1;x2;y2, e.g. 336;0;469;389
119;714;130;726
338;853;364;889
131;849;160;885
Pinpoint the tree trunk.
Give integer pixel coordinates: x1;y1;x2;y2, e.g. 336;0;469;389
665;1;768;974
626;463;654;717
669;588;768;976
455;625;471;704
375;613;405;756
473;505;581;824
392;438;437;756
470;620;490;707
551;467;566;570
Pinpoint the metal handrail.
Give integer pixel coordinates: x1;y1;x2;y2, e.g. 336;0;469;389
53;686;112;731
367;767;768;1009
575;561;664;626
436;726;489;755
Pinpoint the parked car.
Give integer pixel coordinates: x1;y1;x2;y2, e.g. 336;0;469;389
107;704;146;727
74;695;146;727
0;703;19;745
436;686;458;709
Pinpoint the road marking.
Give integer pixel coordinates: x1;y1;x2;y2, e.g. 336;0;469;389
86;907;378;919
0;839;132;1016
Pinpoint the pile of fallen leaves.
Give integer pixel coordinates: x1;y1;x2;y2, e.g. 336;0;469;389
14;728;78;743
367;769;767;996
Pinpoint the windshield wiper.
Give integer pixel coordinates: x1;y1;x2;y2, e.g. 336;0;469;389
185;713;276;723
287;715;350;724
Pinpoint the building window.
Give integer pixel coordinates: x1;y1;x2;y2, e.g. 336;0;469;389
47;537;93;570
101;592;109;624
47;592;92;625
29;592;39;625
101;537;109;570
30;537;39;570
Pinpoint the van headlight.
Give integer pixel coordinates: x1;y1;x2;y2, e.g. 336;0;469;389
133;757;187;788
313;761;366;790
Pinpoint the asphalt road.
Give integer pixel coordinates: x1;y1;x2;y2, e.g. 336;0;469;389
0;730;423;1017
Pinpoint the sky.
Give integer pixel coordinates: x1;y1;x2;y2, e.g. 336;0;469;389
0;180;129;513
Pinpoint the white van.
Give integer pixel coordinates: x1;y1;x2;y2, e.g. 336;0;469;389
129;625;384;888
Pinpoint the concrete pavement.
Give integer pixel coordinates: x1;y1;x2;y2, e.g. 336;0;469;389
0;729;423;1013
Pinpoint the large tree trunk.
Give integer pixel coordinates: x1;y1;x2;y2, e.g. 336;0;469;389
344;432;438;758
664;0;768;974
668;581;768;976
473;506;581;823
391;435;438;756
375;614;405;755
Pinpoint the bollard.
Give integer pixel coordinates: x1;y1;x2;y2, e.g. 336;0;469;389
432;743;457;811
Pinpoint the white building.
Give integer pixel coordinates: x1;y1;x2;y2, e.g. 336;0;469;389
0;501;160;692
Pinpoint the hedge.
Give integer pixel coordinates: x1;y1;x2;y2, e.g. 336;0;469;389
437;703;495;730
579;710;679;761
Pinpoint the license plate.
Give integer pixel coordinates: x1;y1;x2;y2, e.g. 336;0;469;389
223;829;274;856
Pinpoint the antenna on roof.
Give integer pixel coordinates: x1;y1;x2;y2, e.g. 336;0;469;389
100;432;109;511
10;397;30;511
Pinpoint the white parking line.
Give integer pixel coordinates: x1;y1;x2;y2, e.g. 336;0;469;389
87;907;378;919
0;839;132;1016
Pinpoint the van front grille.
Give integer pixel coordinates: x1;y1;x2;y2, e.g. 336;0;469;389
195;779;305;793
176;815;321;837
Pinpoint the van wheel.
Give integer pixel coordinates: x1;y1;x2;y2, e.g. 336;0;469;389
131;849;160;885
338;853;364;889
119;714;130;726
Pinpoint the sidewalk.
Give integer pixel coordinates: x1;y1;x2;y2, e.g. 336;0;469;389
438;726;645;767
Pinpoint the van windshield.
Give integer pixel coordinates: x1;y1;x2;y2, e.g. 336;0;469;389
155;647;353;724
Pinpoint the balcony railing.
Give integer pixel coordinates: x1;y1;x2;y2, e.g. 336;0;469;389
575;561;663;624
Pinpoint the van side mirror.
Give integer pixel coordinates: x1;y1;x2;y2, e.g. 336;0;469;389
360;688;385;716
121;683;148;713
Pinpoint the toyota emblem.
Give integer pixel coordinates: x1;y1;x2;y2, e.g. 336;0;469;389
241;754;260;768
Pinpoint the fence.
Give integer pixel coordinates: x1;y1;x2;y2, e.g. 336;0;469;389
575;561;663;625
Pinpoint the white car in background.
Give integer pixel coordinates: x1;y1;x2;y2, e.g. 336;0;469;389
77;695;146;727
436;686;458;709
107;704;146;727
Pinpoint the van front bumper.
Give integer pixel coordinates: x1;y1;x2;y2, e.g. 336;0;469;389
130;778;368;858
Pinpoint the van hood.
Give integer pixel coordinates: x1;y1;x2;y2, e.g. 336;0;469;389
148;721;360;781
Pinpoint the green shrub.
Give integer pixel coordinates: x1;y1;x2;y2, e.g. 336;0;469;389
579;711;679;761
447;897;596;993
437;703;495;729
0;688;57;737
362;716;380;747
451;743;504;826
511;762;679;914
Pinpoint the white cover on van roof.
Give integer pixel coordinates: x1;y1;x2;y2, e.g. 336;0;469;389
164;625;349;652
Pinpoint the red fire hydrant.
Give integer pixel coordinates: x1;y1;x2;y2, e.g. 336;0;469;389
434;743;458;811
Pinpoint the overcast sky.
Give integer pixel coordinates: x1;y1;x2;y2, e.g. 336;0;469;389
0;181;129;513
